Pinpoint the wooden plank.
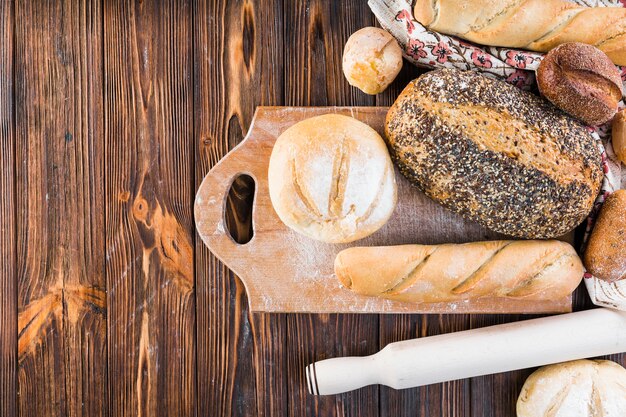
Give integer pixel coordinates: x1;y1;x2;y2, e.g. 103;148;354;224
468;315;536;417
192;0;286;415
284;0;376;109
283;1;381;415
104;1;195;416
0;1;15;416
287;313;380;417
14;0;106;416
376;61;473;417
251;313;287;416
378;315;471;417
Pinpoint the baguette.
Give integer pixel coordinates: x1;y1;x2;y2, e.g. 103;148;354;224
335;240;583;303
268;114;397;243
413;0;626;66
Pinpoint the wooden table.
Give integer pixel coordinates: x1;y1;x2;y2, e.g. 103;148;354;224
0;1;623;416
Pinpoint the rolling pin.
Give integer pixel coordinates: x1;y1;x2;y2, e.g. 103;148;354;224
305;308;626;395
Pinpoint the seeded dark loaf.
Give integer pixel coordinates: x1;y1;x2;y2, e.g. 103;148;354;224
385;69;603;239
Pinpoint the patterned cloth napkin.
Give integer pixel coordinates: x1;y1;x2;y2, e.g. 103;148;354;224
368;0;626;309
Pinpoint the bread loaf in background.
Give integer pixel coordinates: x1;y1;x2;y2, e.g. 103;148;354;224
517;360;626;417
413;0;626;65
335;240;583;303
385;69;603;239
584;189;626;282
268;114;397;243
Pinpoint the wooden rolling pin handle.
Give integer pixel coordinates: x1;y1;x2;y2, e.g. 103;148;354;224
306;308;626;395
306;357;378;396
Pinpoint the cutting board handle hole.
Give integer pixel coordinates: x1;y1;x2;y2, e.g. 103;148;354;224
224;174;256;244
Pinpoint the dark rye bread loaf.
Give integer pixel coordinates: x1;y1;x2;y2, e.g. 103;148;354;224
385;69;603;239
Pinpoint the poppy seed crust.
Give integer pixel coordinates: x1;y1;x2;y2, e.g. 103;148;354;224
385;69;603;239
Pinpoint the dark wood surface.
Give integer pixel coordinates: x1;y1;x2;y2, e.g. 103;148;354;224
14;1;106;416
0;1;623;416
105;1;196;416
1;2;16;416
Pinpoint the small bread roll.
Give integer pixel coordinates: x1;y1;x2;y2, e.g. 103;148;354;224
584;189;626;282
612;109;626;165
268;114;397;243
342;27;403;95
537;43;623;126
517;359;626;417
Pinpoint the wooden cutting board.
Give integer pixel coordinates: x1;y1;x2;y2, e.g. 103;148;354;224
194;106;574;314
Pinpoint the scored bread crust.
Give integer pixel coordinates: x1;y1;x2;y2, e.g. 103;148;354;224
385;69;603;239
413;0;626;65
517;360;626;417
268;114;397;243
537;42;623;126
334;240;583;303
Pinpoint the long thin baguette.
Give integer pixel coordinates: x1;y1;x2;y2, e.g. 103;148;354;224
413;0;626;65
335;240;583;303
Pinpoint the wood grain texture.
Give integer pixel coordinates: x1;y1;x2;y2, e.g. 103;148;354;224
195;106;574;314
284;0;376;108
14;0;106;416
193;0;287;416
283;1;380;416
104;1;195;416
287;313;380;417
1;1;623;416
375;62;475;417
378;315;471;417
0;2;15;417
468;315;536;417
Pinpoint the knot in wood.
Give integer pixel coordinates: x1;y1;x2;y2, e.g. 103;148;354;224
133;197;149;222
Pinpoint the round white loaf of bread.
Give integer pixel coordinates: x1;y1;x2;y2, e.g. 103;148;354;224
268;114;397;243
517;359;626;417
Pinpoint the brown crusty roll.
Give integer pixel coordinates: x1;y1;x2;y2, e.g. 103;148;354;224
584;190;626;282
612;110;626;165
537;43;623;126
385;69;603;239
413;0;626;65
335;240;584;303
